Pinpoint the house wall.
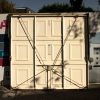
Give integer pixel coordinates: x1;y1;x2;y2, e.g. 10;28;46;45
0;14;10;86
89;12;100;84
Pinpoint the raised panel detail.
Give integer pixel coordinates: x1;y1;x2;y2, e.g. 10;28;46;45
52;20;61;37
52;44;61;61
70;69;83;85
64;43;69;61
69;43;82;60
11;41;33;64
11;65;34;88
64;65;86;88
16;69;28;85
11;18;34;40
15;45;28;61
36;21;46;37
16;21;28;37
69;21;83;38
36;45;46;60
63;17;84;40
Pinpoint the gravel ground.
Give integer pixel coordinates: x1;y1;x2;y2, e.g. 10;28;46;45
0;86;100;100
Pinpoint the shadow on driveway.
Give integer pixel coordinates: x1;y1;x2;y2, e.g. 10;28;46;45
0;86;100;100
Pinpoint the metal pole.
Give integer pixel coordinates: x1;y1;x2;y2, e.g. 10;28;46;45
33;16;36;88
47;65;48;89
85;14;89;88
61;17;64;89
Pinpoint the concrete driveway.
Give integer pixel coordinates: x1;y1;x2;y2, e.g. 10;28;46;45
0;86;100;100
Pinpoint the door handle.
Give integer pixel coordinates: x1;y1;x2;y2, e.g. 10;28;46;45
48;44;52;55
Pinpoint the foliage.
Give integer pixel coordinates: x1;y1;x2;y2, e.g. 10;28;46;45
0;0;15;13
38;2;93;13
38;3;70;13
70;0;83;10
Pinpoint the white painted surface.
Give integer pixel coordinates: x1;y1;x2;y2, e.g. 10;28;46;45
11;14;87;89
11;17;34;89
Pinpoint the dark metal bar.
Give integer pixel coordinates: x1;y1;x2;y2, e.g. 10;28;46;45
11;13;88;17
33;16;36;89
61;17;64;89
47;66;48;89
85;14;89;88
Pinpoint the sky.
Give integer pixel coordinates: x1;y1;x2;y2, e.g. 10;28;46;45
9;0;99;12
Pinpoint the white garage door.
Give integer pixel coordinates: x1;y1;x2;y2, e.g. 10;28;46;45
11;15;86;89
35;17;62;89
11;17;35;89
63;17;86;88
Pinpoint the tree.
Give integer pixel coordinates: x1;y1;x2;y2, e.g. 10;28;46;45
38;2;93;13
70;0;83;10
38;3;70;13
0;0;15;13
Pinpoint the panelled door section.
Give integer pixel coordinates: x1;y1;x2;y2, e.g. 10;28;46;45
35;17;62;89
11;17;34;89
63;17;86;89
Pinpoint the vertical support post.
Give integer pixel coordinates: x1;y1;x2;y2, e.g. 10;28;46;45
61;16;64;89
33;16;36;89
85;14;89;88
47;65;48;89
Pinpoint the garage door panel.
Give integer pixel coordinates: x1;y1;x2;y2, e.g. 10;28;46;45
64;65;86;89
11;15;87;89
35;67;47;89
51;68;62;89
52;44;61;61
64;41;85;64
11;65;34;89
36;44;46;60
63;17;84;40
51;19;61;37
36;17;61;39
36;20;47;37
16;69;29;85
11;41;33;64
69;44;82;60
35;41;61;65
51;73;62;85
63;17;86;89
35;17;62;89
11;18;34;40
